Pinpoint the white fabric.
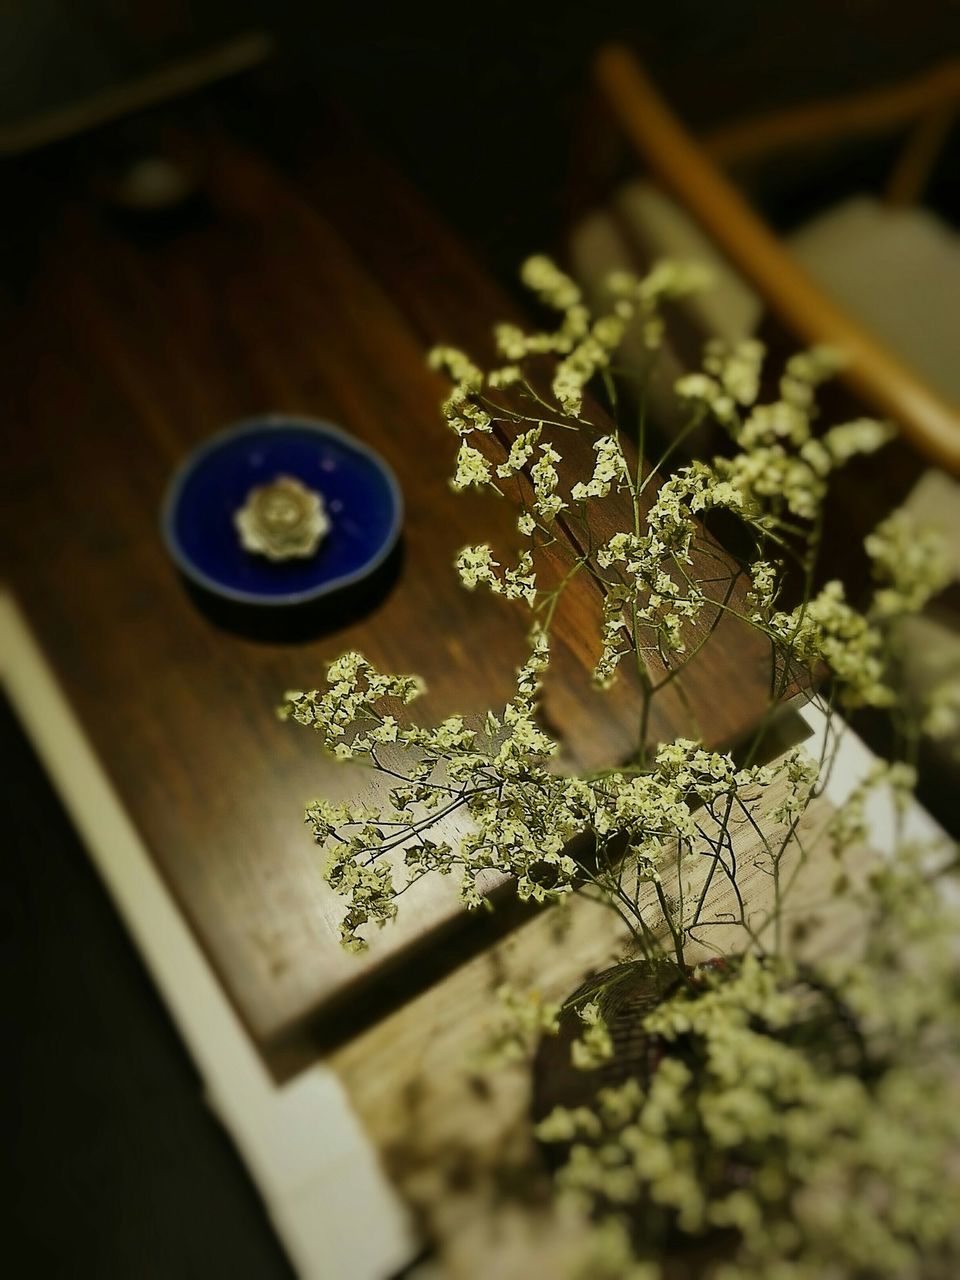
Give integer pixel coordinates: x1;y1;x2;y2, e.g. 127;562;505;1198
788;196;960;402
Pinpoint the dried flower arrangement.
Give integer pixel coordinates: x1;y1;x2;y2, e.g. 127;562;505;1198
281;256;960;1278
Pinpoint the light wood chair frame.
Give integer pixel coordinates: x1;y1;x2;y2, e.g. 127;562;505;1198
590;46;960;474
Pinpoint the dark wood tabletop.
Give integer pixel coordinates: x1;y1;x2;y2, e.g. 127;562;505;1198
1;94;782;1047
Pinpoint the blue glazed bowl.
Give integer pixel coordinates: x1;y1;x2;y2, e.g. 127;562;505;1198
162;416;403;607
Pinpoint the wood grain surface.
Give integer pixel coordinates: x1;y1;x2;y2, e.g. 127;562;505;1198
1;94;789;1046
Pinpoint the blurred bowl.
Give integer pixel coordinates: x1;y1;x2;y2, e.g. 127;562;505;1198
162;415;403;608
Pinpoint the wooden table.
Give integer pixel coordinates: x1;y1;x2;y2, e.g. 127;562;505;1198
0;92;781;1055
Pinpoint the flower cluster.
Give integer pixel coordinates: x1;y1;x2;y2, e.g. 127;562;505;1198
675;336;765;426
540;939;960;1279
290;658;825;949
571;434;629;502
608;259;716;352
283;252;958;1276
454;543;538;604
427;345;491;437
768;581;893;708
285;252;953;952
765;507;949;709
677;340;893;523
477;983;562;1068
426;257;919;704
923;671;960;741
571;1001;616;1070
864;508;950;620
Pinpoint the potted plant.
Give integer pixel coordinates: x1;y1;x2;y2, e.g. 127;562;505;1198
282;256;960;1277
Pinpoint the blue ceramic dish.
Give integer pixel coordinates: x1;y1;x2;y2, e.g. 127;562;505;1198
162;416;403;607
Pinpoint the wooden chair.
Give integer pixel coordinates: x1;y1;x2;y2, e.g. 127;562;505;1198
571;45;960;474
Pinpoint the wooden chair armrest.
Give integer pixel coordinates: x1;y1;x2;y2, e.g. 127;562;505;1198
700;58;960;167
593;45;960;476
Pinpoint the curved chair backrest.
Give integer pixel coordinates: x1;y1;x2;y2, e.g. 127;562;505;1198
593;45;960;475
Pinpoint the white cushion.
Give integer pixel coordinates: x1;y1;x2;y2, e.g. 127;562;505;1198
788;196;960;402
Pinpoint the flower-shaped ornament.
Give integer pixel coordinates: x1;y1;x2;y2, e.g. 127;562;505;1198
234;475;331;561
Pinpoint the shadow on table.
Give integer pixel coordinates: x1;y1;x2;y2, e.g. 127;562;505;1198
265;871;553;1085
179;538;405;644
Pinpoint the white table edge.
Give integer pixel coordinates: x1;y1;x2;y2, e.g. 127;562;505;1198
0;588;416;1280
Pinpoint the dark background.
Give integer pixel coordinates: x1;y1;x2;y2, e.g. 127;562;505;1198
4;1;960;276
2;2;958;1275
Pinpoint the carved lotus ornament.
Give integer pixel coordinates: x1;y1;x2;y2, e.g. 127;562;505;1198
234;475;331;561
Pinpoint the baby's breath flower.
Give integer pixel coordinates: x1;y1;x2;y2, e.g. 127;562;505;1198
494;322;533;361
822;416;894;463
552;317;623;415
798;436;832;477
766;749;818;825
496;424;542;479
279;652;426;754
638;258;714;301
738;400;810;449
499;549;538;605
703;337;765;408
606;260;711;358
675;371;734;424
641;313;664;350
571;434;629;501
865;508;950;619
430;345;492;437
605;268;639;296
530;441;567;522
779;344;845;409
827;758;917;857
769;580;893;707
427;344;482;391
535;1105;603;1143
747;559;778;617
572;1216;661;1280
486;363;523;389
450;441;493;491
282;258;960;1280
923;671;960;740
520;254;582;311
535;492;566;522
455;542;500;590
593;586;631;689
492;260;592;366
454;543;537;604
571;1001;615;1070
478;983;562;1067
713;443;825;520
